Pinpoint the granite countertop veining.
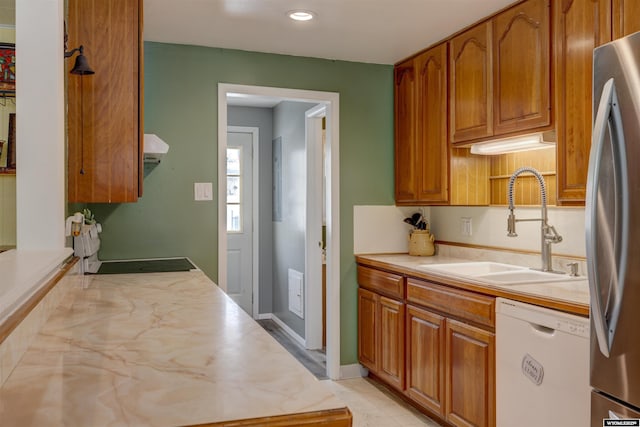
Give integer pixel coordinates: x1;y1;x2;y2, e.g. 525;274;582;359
0;271;347;426
356;253;590;315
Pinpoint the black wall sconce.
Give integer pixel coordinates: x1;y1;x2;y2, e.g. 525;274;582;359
64;45;95;75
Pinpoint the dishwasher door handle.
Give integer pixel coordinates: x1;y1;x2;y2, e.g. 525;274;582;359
530;323;556;336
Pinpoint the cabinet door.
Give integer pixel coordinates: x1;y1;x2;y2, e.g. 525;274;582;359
493;0;551;135
613;0;640;39
394;60;418;203
67;0;143;203
449;22;493;143
357;288;378;372
415;43;449;204
555;0;612;205
406;305;445;416
378;296;405;391
445;319;495;427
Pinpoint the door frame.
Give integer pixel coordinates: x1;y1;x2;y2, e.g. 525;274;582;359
218;83;341;380
304;104;325;350
227;126;260;317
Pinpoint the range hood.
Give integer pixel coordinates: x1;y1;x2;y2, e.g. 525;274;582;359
143;134;169;163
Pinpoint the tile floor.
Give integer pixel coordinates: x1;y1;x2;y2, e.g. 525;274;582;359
321;377;442;427
258;319;442;425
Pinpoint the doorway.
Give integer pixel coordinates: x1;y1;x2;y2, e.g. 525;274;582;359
226;127;259;316
218;83;341;380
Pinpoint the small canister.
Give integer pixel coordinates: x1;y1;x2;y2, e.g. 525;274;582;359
408;230;435;256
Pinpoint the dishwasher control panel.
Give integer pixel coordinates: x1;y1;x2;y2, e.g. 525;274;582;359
496;298;590;338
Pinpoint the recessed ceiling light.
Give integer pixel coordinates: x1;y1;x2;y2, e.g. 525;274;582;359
287;10;315;21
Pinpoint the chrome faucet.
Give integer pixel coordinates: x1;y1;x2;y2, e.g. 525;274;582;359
507;166;563;272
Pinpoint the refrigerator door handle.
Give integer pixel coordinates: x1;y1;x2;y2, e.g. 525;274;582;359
587;77;629;358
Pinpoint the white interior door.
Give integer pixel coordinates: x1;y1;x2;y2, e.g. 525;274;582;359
226;131;253;315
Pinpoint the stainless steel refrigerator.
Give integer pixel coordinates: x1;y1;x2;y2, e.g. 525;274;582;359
587;30;640;426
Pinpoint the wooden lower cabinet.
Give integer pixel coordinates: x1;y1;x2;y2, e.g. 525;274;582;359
445;319;495;427
378;296;405;390
357;288;405;392
405;305;495;427
358;266;496;427
357;288;377;371
406;305;446;416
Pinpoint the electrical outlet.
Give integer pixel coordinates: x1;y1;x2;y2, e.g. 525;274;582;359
460;217;472;236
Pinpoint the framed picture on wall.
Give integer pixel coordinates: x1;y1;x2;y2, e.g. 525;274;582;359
0;44;15;95
0;139;6;168
8;113;15;169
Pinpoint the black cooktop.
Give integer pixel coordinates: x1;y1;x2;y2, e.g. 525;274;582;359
95;258;196;274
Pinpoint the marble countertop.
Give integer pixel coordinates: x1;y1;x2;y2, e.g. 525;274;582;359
0;271;347;426
0;248;74;323
356;253;589;315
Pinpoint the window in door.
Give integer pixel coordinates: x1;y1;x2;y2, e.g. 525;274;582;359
226;147;242;232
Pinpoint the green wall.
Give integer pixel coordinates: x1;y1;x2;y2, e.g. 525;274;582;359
89;42;395;365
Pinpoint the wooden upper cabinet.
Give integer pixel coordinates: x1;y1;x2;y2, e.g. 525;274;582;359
449;22;493;143
555;0;611;205
394;60;418;202
613;0;640;38
395;43;449;205
493;0;552;135
67;0;143;203
415;43;449;204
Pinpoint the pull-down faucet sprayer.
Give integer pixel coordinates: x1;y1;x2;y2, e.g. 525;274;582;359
507;167;563;272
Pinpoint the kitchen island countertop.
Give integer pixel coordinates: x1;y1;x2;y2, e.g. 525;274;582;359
0;271;350;426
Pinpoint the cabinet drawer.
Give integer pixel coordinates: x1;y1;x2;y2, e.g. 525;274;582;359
357;266;405;299
407;278;495;328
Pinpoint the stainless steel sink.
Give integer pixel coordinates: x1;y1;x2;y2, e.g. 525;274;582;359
474;269;581;284
418;262;527;276
417;261;582;285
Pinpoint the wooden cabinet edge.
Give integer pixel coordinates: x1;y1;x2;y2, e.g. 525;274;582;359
406;277;496;330
449;122;555;148
138;0;145;198
196;407;353;427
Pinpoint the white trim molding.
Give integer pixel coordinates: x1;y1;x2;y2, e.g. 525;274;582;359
339;364;367;379
218;83;341;380
269;313;306;348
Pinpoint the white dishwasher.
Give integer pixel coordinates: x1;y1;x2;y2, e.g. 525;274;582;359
496;298;590;427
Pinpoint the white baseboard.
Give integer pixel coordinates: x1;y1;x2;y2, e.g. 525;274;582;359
260;313;307;348
340;363;367;379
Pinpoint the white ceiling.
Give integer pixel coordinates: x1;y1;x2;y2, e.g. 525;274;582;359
144;0;517;65
4;1;517;64
3;1;518;107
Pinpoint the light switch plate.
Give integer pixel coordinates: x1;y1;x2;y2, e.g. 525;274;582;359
194;182;213;201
